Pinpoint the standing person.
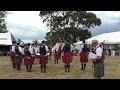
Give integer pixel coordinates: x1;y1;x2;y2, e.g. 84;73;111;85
111;49;115;58
34;44;39;54
39;41;49;73
10;41;17;69
15;43;23;71
89;40;104;79
54;40;63;63
79;40;89;71
30;43;35;64
54;43;59;64
24;43;33;72
62;40;72;72
58;40;63;59
21;44;25;63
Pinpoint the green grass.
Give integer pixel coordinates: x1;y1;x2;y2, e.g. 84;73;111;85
0;55;120;79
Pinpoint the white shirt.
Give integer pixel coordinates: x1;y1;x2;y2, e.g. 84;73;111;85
11;45;15;52
21;48;25;55
95;45;103;57
55;43;59;52
29;46;34;54
45;45;49;52
79;43;84;53
61;43;65;51
34;46;39;53
18;46;23;54
70;44;74;52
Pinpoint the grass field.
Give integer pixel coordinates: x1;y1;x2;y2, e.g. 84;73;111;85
0;55;120;79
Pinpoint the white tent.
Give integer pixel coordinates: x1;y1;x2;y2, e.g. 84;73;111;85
0;32;16;45
74;31;120;49
87;31;120;44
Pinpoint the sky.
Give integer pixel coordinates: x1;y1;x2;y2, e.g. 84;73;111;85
5;11;120;43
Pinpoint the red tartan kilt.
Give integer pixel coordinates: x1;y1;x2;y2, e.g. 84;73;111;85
62;52;72;64
24;56;33;65
10;52;15;62
54;51;61;58
39;54;48;64
80;52;88;62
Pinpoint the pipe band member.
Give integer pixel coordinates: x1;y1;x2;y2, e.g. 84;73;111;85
79;40;89;71
39;40;49;73
90;40;104;79
10;41;17;69
15;43;23;71
62;40;72;72
24;43;33;72
54;40;63;63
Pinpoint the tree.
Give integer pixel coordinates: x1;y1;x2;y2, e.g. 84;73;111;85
0;11;8;33
39;11;101;44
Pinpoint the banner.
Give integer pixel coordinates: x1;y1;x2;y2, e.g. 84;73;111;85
0;32;12;45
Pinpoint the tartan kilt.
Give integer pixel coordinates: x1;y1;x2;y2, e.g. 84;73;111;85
24;56;33;65
62;52;72;64
80;52;88;62
94;63;104;77
15;55;22;64
10;52;15;62
39;54;48;64
54;50;62;59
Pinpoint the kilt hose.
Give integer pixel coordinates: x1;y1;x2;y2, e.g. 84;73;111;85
39;54;48;64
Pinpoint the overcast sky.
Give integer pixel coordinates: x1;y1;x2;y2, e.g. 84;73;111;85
5;11;120;43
